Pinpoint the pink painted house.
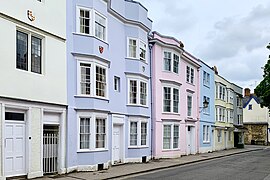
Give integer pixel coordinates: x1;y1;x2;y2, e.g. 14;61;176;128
149;32;200;158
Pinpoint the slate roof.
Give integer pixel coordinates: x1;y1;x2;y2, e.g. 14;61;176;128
243;94;262;109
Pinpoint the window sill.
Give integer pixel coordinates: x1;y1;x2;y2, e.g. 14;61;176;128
77;148;109;153
203;141;210;144
73;32;109;45
162;148;180;152
162;70;179;75
203;112;210;116
74;95;109;101
128;146;149;149
16;68;44;77
203;84;210;88
127;104;149;108
162;112;181;116
126;57;148;64
186;82;195;86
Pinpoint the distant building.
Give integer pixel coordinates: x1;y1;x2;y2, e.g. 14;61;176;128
198;61;215;153
150;31;200;158
214;68;236;151
243;88;270;145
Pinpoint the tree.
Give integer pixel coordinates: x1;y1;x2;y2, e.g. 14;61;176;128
255;51;270;109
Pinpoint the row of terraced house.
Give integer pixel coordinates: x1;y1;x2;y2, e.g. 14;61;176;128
0;0;245;179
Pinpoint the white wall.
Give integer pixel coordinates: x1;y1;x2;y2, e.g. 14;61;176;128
0;0;65;38
0;17;67;105
243;98;269;123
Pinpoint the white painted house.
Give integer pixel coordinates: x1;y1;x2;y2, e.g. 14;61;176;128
0;0;66;179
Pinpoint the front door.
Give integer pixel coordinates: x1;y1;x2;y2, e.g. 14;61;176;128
5;122;26;177
112;125;122;164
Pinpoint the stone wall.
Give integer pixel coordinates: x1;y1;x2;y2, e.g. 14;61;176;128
244;124;268;145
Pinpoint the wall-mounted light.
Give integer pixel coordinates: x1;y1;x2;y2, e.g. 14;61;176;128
199;99;209;113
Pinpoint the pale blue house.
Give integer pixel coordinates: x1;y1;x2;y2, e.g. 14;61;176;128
66;0;152;172
199;61;215;153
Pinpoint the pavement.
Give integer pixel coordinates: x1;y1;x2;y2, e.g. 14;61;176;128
42;145;266;180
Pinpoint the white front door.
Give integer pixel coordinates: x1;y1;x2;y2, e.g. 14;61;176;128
5;122;26;177
187;126;191;155
112;125;122;164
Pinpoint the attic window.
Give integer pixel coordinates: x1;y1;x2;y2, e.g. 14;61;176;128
248;104;252;110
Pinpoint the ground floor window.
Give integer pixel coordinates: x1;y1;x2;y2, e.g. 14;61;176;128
163;123;180;150
78;112;108;151
217;129;222;143
203;125;210;143
129;117;148;147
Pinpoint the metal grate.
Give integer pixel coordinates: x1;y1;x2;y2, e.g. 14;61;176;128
43;132;58;174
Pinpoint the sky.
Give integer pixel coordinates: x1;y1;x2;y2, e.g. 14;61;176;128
137;0;270;92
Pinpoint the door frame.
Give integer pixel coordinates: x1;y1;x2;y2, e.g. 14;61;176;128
111;115;125;165
3;106;29;178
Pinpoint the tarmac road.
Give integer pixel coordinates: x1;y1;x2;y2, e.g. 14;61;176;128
127;148;270;180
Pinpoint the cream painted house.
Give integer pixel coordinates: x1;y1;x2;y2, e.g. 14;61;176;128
243;88;270;145
0;0;66;179
213;68;235;151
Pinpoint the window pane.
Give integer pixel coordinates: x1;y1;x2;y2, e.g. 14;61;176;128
80;63;91;95
96;118;106;148
95;13;106;40
80;117;90;149
173;125;179;148
163;87;171;112
129;39;137;58
173;54;179;73
129;80;137;104
96;66;106;97
80;9;90;34
173;88;179;113
164;52;171;71
139;41;146;61
187;96;192;116
163;125;171;149
141;122;147;146
140;82;147;105
130;122;138;146
31;36;42;74
16;31;28;71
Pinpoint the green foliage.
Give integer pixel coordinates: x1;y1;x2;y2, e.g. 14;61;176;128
255;58;270;109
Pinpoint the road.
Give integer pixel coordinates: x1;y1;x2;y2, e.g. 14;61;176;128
127;148;270;180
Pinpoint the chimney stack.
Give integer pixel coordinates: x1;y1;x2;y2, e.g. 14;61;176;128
244;88;251;97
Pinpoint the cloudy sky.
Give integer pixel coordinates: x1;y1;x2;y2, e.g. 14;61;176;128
137;0;270;92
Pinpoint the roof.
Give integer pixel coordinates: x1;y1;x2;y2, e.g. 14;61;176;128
243;94;262;108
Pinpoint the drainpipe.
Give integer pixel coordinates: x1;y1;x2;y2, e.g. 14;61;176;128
148;34;154;159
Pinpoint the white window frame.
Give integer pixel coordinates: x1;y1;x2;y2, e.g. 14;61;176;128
203;71;210;87
128;117;148;148
162;49;180;74
77;112;108;152
127;37;147;62
77;58;109;99
216;106;226;122
203;125;210;143
217;85;226;101
162;84;180;114
16;29;44;75
186;65;195;84
127;75;148;107
187;94;193;117
162;122;180;150
76;6;107;42
94;11;107;41
114;76;120;92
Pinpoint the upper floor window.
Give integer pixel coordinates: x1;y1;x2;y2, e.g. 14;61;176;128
78;60;108;98
216;106;225;122
114;76;120;92
227;90;234;104
203;96;210;114
203;71;210;87
216;84;226;100
248;104;252;110
95;12;106;40
79;9;90;34
128;77;148;106
16;30;42;74
186;66;194;84
236;97;242;107
163;86;179;113
77;7;107;41
187;95;192;117
163;51;180;74
127;38;147;62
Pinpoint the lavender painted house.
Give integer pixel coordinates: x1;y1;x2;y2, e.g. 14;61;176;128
66;0;152;172
149;32;200;158
198;61;215;153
